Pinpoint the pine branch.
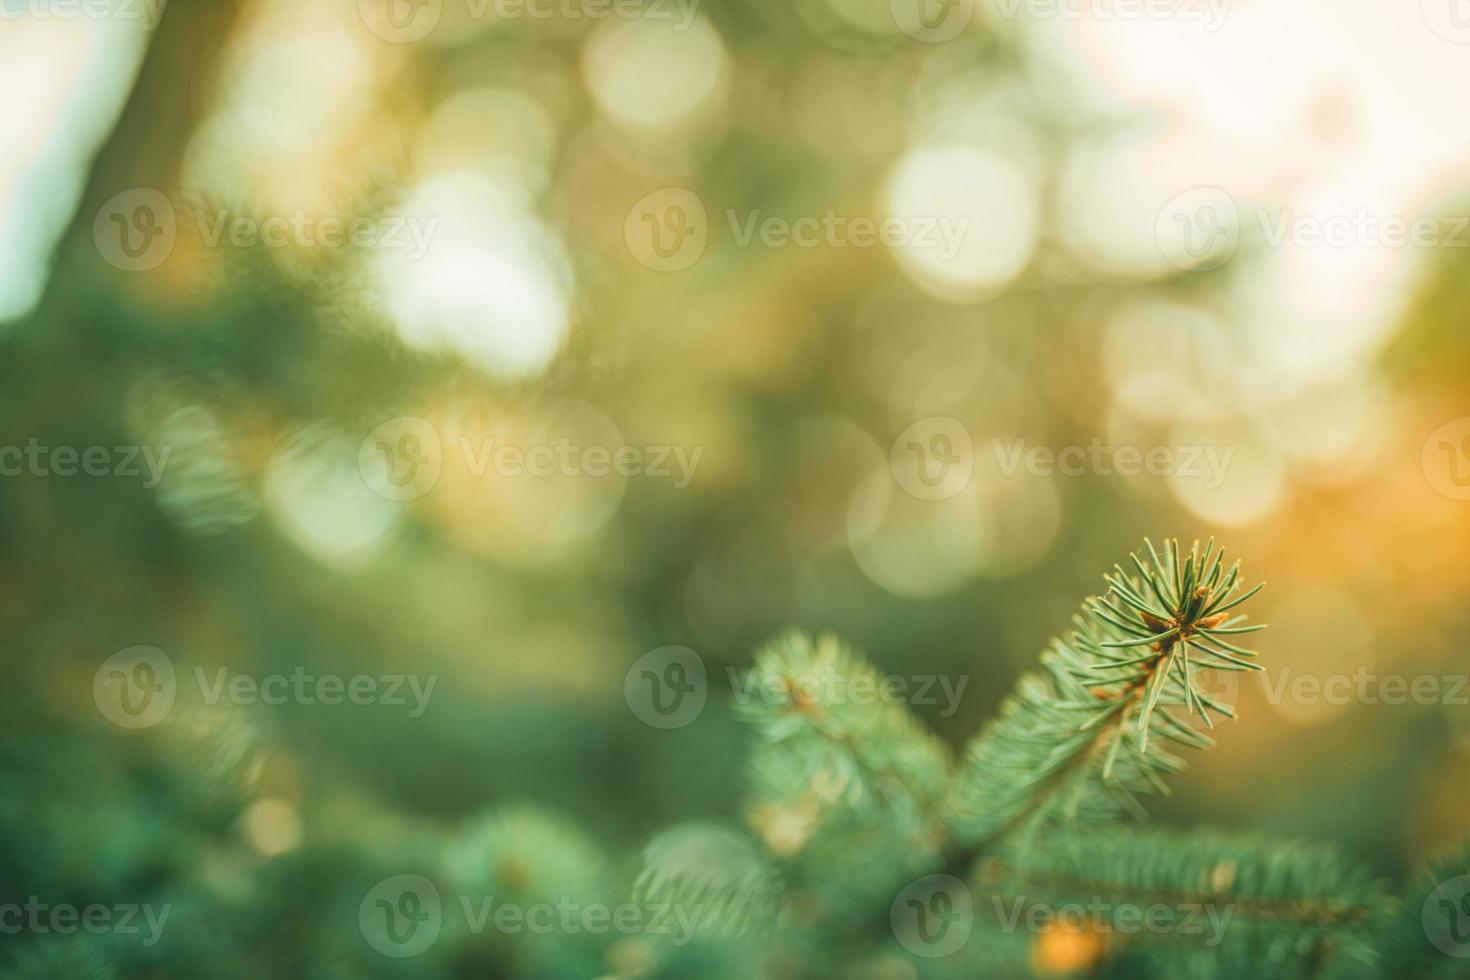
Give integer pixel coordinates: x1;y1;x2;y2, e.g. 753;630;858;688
945;539;1266;845
1339;841;1470;980
438;806;617;976
731;631;953;838
632;823;783;941
735;632;954;820
984;825;1384;929
733;632;954;917
886;826;1386;980
442;805;613;902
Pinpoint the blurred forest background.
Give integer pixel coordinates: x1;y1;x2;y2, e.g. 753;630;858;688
3;0;1470;976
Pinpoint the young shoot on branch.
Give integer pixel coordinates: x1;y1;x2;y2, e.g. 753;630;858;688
946;539;1266;843
1084;537;1266;754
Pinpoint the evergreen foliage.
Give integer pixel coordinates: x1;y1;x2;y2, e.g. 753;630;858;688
631;539;1461;978
5;540;1466;978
